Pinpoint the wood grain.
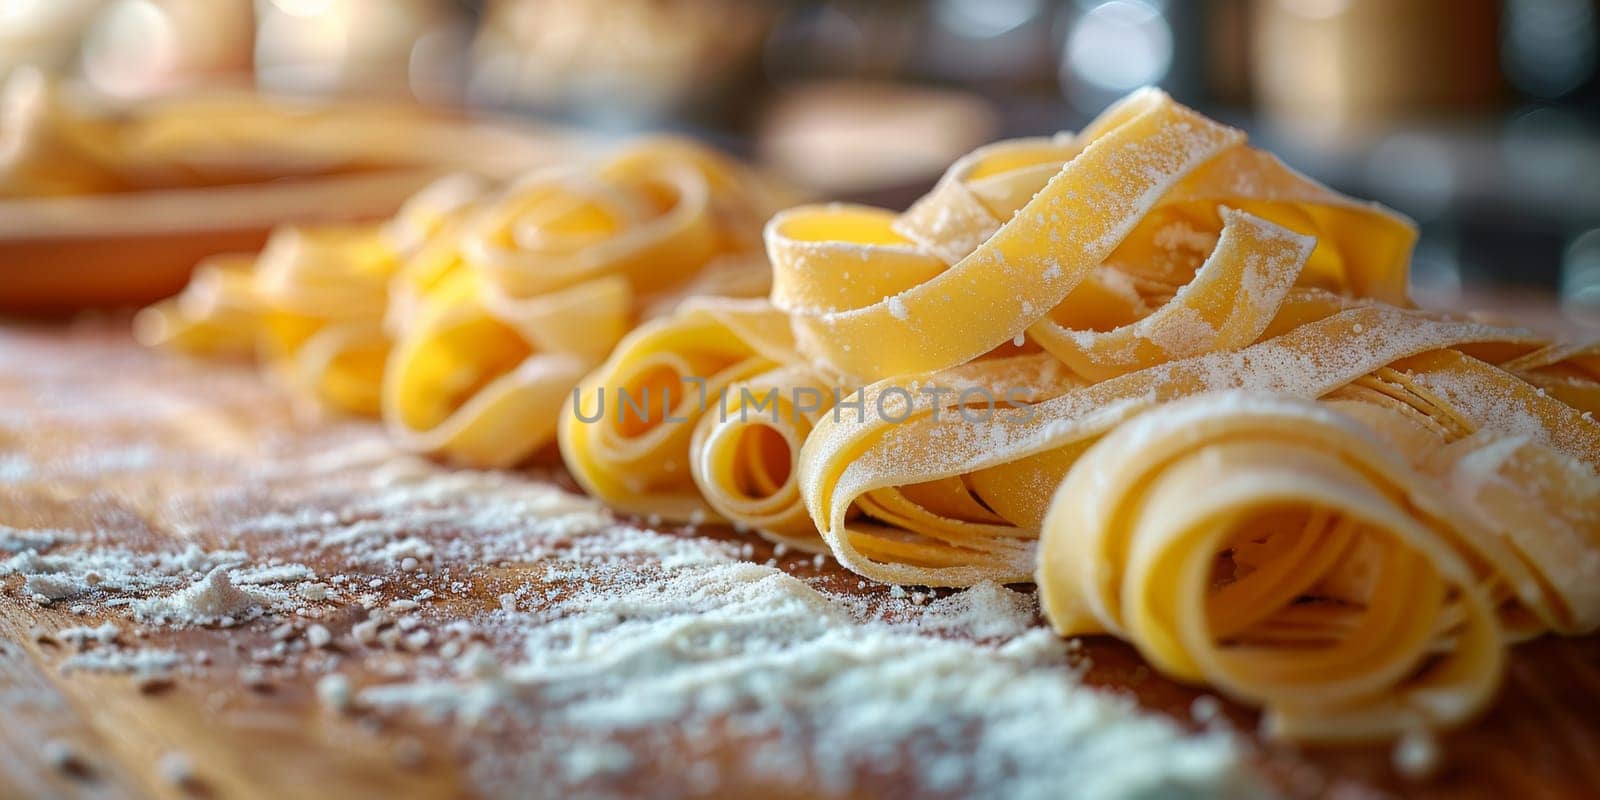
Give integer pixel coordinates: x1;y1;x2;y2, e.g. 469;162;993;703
0;322;1595;799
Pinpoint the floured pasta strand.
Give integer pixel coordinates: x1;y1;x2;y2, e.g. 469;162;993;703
1426;431;1600;635
689;363;835;550
700;351;1075;556
766;88;1246;382
1500;341;1600;415
834;354;1079;573
382;174;495;335
138;172;489;416
559;293;1077;556
383;277;624;467
1026;208;1315;382
260;174;488;416
560;298;797;522
1036;385;1598;742
144;138;782;465
797;307;1546;586
1385;349;1600;467
136;172;483;362
133;254;261;357
387;140;783;466
1096;144;1416;304
251;224;407;416
1036;393;1514;742
765;88;1418;385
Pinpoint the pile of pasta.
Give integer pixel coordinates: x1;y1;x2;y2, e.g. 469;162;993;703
140;86;1600;744
138;138;783;466
1;66;547;197
560;89;1600;742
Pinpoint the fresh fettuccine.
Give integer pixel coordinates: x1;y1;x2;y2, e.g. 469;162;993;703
555;87;1600;742
141;85;1600;743
561;297;799;521
384;142;779;466
1038;393;1515;741
138;173;486;415
141;139;783;465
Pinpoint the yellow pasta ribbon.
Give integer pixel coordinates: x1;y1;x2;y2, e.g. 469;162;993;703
562;89;1596;744
767;88;1247;382
1;68;124;196
144;139;780;467
137;82;1600;745
689;363;835;549
797;306;1545;585
560;297;797;521
1036;393;1511;741
387;140;779;466
2;66;552;197
132;254;261;358
138;172;487;416
765;87;1417;385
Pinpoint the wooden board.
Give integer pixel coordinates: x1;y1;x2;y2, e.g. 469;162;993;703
0;170;444;315
0;322;1596;799
0;109;575;316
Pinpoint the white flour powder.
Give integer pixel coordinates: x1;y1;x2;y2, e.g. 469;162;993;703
0;329;1262;799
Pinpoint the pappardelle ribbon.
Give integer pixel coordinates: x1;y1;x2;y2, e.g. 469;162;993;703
140;139;783;465
555;88;1600;742
143;85;1600;743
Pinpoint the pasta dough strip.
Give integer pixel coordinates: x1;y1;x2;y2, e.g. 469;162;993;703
798;306;1539;586
1037;394;1506;741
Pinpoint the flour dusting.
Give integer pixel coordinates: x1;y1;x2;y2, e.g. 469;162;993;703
0;327;1262;799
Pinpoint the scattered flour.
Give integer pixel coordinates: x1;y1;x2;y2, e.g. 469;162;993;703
915;580;1038;639
0;329;1261;800
317;674;354;712
0;541;249;604
357;517;1255;800
61;648;180;679
133;565;271;626
23;573;91;602
0;525;62;551
1152;220;1219;254
886;294;910;321
1392;730;1440;779
156;751;198;790
54;622;120;648
1;531;317;626
41;739;84;774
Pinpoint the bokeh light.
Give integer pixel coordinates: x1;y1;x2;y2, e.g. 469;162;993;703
1563;227;1600;322
1060;0;1172;112
1503;0;1598;99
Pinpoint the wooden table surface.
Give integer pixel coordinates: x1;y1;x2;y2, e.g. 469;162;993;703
0;321;1596;800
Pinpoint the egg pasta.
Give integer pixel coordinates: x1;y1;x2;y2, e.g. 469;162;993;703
141;139;781;465
557;88;1600;741
141;85;1600;742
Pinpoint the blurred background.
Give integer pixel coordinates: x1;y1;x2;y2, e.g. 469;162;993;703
2;0;1598;323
